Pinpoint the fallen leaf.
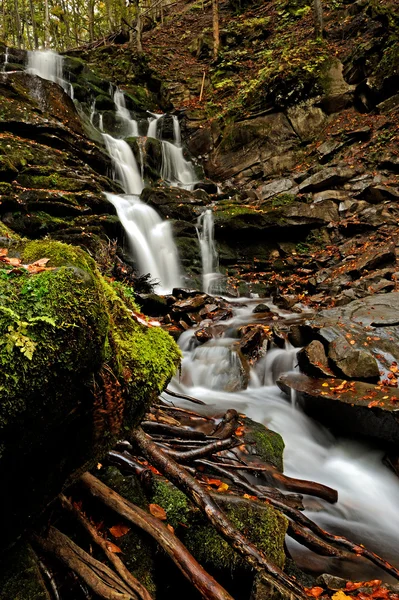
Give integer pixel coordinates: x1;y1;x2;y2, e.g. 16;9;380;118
149;503;167;520
217;482;229;492
305;587;324;598
105;541;123;554
167;524;175;534
109;524;131;538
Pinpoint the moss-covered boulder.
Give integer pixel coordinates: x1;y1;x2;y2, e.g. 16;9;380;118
0;239;180;551
150;476;288;573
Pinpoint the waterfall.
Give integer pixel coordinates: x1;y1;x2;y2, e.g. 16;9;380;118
3;47;9;72
26;50;73;98
147;113;162;139
172;115;181;145
102;134;144;196
196;209;219;294
114;88;139;137
105;192;181;293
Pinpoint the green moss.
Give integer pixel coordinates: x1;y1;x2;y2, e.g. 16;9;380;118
150;474;287;571
0;542;49;600
243;418;285;471
0;221;19;239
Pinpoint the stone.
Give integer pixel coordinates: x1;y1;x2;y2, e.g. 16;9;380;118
317;140;346;163
239;324;271;361
357;185;399;203
278;373;399;445
328;336;380;381
297;340;335;378
253;303;270;314
313;190;349;203
141;186;210;220
349;241;396;276
319;60;353;114
377;94;399;114
299;167;354;193
286;100;326;141
172;294;208;313
206;112;298;180
258;178;294;201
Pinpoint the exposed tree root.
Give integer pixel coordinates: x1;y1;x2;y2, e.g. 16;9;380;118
130;426;308;599
33;527;137;600
59;494;153;600
80;472;234;600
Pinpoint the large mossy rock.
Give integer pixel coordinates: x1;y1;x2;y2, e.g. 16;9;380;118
0;239;180;551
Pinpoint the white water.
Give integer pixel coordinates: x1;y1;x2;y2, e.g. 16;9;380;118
3;47;8;72
196;209;220;294
167;301;399;579
103;134;144;196
161;140;198;189
147;112;162;139
27;50;73;98
114;88;139;137
105;192;181;293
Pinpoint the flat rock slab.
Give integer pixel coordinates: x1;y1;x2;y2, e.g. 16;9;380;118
278;373;399;445
301;292;399;382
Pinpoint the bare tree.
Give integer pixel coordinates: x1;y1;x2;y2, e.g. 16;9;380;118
313;0;323;38
212;0;219;59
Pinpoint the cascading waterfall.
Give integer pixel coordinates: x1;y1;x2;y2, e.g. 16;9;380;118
102;134;144;196
114;88;139;137
196;209;219;294
26;50;73;98
147;112;162;139
3;47;9;72
167;300;399;578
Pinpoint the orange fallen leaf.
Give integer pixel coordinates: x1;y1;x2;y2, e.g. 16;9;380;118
305;586;324;597
149;503;167;520
167;524;175;534
105;541;123;554
217;482;229;492
109;524;131;538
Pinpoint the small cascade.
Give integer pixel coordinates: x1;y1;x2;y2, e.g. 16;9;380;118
3;47;9;72
105;192;181;293
102;134;144;196
172;115;181;145
114;88;139;137
161;141;197;189
196;209;219;294
26;50;73;97
147;113;162;139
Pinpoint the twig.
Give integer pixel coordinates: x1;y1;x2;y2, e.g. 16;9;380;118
211;409;239;439
59;494;153;600
141;422;209;439
164;388;205;405
158;437;239;462
38;560;60;600
130;427;307;599
80;473;234;600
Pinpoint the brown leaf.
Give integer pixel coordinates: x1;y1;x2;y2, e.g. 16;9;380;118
105;541;123;554
149;503;167;520
109;524;131;538
30;258;50;267
0;248;8;257
7;257;21;266
166;524;175;534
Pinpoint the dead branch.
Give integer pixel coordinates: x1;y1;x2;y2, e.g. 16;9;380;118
33;527;135;600
141;421;209;439
59;494;153;600
130;427;307;599
210;461;338;503
80;472;234;600
164;388;205;405
211;409;239;439
158;436;239;462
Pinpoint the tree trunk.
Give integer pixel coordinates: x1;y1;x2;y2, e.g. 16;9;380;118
212;0;219;59
44;0;50;47
29;0;39;48
88;0;95;42
14;0;22;47
136;1;143;54
313;0;323;38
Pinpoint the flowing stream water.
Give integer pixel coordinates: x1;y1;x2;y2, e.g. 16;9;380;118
24;50;399;580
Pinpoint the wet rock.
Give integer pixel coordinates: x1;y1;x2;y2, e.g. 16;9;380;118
253;303;270;314
193;179;218;194
377;93;399;114
278;373;399;445
238;324;271;362
172;294;208;313
349;241;396;276
135;293;169;316
141;186;210;220
195;327;213;344
297;340;335;378
328;335;380;381
299;166;354;193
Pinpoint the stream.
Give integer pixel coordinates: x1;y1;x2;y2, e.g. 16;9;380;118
27;50;399;581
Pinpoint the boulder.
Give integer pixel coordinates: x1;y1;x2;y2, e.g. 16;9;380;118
141;186;210;220
278;373;399;445
328;336;380;381
297;340;335;378
286;101;326;141
0;239;180;550
206;113;298;180
298;167;354;193
258;178;294;201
